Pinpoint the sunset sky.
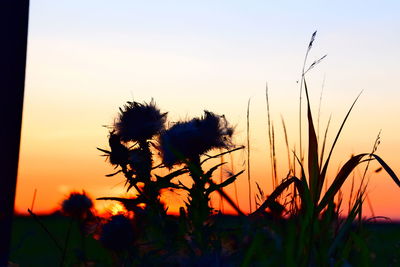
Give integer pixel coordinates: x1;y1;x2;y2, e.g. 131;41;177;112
16;1;400;220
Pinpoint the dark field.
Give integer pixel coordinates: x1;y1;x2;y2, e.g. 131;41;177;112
10;214;112;266
9;214;400;266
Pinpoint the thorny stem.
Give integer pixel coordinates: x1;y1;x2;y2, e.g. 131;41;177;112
60;217;74;267
27;209;63;254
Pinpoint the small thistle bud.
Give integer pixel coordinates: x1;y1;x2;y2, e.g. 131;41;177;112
61;192;93;219
100;215;134;251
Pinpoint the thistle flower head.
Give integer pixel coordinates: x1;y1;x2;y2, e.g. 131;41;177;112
100;214;134;251
115;99;167;142
61;192;93;219
198;111;234;149
159;111;234;167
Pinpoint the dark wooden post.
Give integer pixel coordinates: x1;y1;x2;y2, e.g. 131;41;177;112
0;1;30;266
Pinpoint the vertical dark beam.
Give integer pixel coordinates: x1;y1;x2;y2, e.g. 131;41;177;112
0;1;30;266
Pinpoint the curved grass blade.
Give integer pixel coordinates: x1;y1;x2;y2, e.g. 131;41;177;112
318;154;365;213
251;176;303;216
371;153;400;187
317;153;400;213
319;92;362;199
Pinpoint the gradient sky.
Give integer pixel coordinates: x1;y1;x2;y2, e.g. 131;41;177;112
16;1;400;219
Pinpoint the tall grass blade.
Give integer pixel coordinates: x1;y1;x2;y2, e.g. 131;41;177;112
319;115;331;169
299;31;317;163
294;150;308;188
247;98;252;212
266;83;276;188
219;150;224;212
328;195;364;257
281;115;292;172
293;153;314;214
348;173;356;213
229;152;240;210
271;123;278;187
319;91;362;197
303;80;320;203
317;74;326;142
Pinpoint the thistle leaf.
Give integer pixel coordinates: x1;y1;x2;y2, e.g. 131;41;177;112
97;147;111;154
207;170;244;194
203;162;227;180
105;170;122;177
155;167;188;182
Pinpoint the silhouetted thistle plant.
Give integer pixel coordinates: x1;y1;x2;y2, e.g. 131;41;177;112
60;191;95;265
98;100;173;216
97;100;191;255
159;111;242;253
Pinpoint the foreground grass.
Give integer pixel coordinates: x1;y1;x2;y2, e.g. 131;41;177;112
10;214;400;266
10;214;112;266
